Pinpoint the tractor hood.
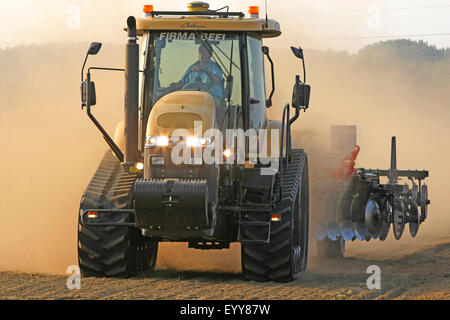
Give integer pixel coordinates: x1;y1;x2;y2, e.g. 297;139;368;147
146;90;217;137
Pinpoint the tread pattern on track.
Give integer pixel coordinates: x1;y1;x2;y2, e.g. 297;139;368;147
78;150;158;277
242;149;307;282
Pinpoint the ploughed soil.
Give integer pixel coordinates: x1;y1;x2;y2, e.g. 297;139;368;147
0;235;448;300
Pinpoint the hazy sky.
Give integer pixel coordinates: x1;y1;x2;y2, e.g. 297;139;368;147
1;0;450;52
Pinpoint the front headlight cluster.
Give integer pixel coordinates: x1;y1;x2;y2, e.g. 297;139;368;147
186;136;209;147
146;136;212;147
147;136;169;147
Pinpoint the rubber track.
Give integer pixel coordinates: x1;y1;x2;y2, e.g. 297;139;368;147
78;150;157;277
242;149;307;282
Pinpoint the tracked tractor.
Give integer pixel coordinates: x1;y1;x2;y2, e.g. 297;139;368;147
78;2;311;282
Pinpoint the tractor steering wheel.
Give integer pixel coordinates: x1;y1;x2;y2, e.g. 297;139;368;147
182;70;214;91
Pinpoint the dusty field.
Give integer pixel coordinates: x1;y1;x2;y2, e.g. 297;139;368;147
0;236;448;300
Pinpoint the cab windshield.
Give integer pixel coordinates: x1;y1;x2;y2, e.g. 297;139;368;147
146;31;242;109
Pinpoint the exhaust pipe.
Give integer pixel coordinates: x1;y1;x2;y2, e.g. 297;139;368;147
124;16;139;166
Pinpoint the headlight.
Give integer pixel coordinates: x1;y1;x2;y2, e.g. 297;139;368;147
223;148;232;157
146;136;211;147
147;136;169;147
186;136;209;147
135;162;144;170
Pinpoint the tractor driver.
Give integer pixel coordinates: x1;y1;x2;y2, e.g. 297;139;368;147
169;44;224;100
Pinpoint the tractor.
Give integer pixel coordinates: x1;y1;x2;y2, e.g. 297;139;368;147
78;2;311;282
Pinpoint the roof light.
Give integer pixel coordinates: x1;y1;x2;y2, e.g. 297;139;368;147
143;5;154;17
249;6;259;18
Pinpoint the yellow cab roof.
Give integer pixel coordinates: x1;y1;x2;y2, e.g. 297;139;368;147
135;16;281;38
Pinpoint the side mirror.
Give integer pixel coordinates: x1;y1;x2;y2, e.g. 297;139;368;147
290;46;304;59
290;45;307;84
87;42;102;55
292;75;310;109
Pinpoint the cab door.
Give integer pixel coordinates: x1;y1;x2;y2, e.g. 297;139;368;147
246;34;267;132
246;34;267;160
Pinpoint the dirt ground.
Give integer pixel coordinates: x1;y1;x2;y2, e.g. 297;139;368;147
1;235;448;300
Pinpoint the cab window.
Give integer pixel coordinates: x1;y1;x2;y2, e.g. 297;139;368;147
146;31;242;110
247;34;266;131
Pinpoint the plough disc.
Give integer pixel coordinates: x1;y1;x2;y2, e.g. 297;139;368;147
392;197;406;240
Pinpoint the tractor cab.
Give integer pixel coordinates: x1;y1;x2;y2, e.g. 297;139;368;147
81;1;310;167
135;2;283;143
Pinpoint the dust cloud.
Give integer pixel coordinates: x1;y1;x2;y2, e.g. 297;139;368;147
0;43;125;274
0;37;449;274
